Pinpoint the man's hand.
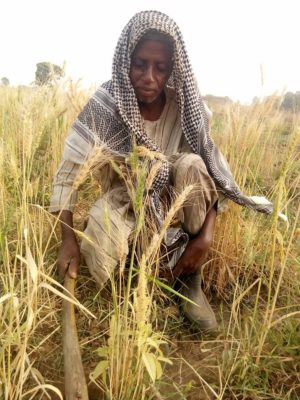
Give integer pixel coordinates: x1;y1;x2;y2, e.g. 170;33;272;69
57;210;80;279
170;234;212;279
57;237;81;279
163;206;217;281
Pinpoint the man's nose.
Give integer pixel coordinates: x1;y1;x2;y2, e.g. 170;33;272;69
143;66;155;82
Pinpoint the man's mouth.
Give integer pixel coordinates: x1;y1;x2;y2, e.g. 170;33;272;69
137;88;156;97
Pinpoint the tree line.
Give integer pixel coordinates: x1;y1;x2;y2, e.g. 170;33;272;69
280;91;300;112
1;62;64;87
1;64;300;112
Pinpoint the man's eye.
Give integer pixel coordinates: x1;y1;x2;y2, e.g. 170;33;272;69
133;60;144;68
157;64;168;73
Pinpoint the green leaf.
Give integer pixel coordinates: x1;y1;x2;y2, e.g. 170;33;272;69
92;360;108;380
131;266;198;306
142;352;157;382
146;337;160;350
95;346;109;358
157;356;173;365
155;359;163;379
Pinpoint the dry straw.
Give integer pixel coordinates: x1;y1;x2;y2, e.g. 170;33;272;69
1;85;299;399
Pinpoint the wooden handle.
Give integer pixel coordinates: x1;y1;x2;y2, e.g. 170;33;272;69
63;275;89;400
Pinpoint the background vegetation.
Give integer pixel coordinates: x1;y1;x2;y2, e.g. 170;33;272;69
0;83;299;399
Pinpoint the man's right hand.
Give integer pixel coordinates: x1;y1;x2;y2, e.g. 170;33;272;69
57;237;81;279
57;210;80;279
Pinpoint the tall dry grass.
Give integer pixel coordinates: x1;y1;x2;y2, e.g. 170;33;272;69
0;85;299;399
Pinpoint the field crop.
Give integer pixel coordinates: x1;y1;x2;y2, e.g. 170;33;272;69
0;85;299;399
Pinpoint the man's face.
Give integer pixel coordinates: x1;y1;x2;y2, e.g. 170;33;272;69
129;39;173;105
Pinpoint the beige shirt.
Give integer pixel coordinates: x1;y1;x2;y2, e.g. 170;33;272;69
143;87;191;155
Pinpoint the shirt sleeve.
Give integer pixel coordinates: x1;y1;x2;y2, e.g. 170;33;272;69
48;159;80;212
48;126;93;213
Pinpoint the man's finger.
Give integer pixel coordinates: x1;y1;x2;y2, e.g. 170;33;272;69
58;259;70;279
171;262;184;279
68;258;79;279
160;269;173;281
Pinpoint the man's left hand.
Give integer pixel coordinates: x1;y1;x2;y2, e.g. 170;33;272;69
163;206;217;280
170;234;212;279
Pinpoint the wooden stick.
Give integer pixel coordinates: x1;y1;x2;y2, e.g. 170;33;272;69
63;275;89;400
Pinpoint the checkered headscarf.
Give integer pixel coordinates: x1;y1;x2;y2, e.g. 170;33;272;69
83;10;273;214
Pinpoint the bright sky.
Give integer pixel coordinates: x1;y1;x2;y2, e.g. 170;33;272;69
1;0;299;102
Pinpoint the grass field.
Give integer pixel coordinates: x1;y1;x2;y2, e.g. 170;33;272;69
0;84;299;400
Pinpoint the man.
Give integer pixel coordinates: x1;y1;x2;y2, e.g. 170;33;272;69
50;11;273;330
